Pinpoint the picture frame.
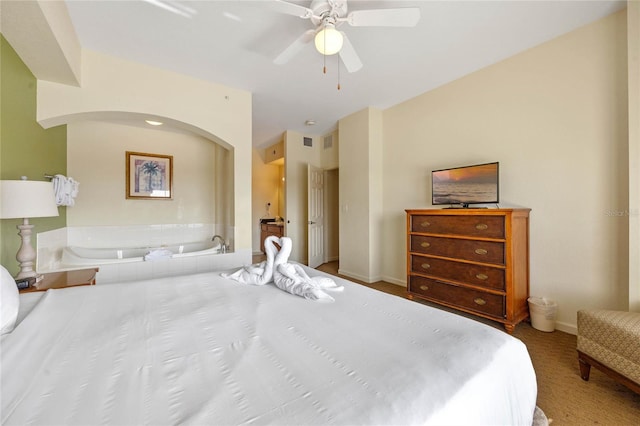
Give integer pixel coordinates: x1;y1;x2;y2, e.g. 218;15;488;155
126;151;173;200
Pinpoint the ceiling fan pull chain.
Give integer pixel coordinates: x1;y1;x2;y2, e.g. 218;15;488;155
323;30;327;74
337;54;341;90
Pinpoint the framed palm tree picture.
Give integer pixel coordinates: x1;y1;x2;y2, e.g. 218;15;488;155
126;151;173;199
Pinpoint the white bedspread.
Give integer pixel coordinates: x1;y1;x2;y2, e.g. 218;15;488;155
1;267;536;425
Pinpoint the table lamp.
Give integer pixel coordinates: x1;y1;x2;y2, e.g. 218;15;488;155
0;178;59;279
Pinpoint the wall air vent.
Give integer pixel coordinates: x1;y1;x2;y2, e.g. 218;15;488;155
303;137;312;147
324;135;333;149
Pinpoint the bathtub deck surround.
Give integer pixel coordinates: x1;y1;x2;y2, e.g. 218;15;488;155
62;241;222;265
90;249;248;284
36;224;248;284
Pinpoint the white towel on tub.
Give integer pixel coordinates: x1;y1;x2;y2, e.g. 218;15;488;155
143;248;173;261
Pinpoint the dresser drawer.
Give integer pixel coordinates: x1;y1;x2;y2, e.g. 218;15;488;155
410;215;505;239
262;224;283;234
410;255;505;290
409;276;505;319
410;235;505;265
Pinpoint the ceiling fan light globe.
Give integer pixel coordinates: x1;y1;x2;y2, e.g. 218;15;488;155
315;27;343;55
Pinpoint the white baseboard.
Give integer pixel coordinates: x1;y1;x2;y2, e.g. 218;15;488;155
381;275;406;287
338;268;380;284
336;270;406;286
343;270;578;334
554;321;577;335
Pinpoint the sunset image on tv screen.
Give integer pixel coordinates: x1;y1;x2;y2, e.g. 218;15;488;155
432;163;498;205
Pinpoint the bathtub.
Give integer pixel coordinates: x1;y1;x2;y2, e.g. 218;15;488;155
62;241;222;266
38;225;250;284
54;239;247;285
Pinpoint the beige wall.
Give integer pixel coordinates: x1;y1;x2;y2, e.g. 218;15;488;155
279;166;285;220
323;130;340;263
0;0;81;86
36;50;250;150
325;168;340;262
251;123;341;259
321;129;339;170
339;108;384;282
284;131;320;263
628;1;640;312
251;129;339;257
369;109;384;281
339;109;369;280
67;120;223;226
251;148;282;253
379;10;629;333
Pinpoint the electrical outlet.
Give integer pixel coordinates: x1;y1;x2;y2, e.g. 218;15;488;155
15;277;35;290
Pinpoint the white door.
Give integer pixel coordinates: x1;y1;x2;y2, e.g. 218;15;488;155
307;165;324;268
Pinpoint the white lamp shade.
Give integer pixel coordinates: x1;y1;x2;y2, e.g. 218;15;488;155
0;180;59;219
315;26;343;56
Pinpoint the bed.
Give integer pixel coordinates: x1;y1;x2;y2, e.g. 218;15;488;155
1;265;537;425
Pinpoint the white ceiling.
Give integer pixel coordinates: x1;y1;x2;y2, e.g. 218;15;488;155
64;0;626;148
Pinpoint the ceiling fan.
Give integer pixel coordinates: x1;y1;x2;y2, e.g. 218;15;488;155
272;0;420;73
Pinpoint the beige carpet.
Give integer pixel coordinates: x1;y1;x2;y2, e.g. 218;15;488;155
314;261;640;425
512;322;640;425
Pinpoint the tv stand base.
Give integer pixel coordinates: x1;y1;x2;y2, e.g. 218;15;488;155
443;205;488;209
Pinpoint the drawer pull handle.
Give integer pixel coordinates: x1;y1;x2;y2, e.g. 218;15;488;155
474;298;487;306
420;221;431;228
419;285;429;291
474;248;488;255
475;273;489;280
421;242;431;248
421;263;431;270
475;223;488;230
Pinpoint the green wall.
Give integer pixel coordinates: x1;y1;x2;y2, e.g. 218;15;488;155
1;35;67;276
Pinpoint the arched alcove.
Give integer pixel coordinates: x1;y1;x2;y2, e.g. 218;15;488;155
34;111;249;277
35;49;253;256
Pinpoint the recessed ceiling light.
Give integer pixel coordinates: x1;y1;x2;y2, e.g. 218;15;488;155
145;120;163;126
305;120;316;126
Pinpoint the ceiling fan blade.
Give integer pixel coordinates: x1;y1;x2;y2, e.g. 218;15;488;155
274;29;316;65
271;0;315;19
344;8;421;27
338;32;362;73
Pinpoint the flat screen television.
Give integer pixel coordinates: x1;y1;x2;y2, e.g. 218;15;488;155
431;162;499;208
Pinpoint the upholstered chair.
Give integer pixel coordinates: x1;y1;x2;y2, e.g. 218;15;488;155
577;310;640;394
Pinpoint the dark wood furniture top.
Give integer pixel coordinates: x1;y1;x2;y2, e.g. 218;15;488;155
260;222;284;253
19;268;99;293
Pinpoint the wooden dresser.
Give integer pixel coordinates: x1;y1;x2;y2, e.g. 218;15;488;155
406;208;530;333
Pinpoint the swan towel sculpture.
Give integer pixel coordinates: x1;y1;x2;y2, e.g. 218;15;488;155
220;235;279;286
221;236;343;302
